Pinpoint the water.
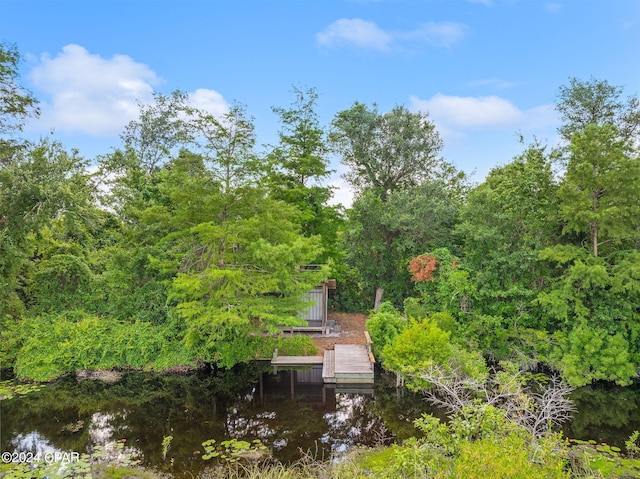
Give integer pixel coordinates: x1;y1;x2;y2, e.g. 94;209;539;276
2;365;638;477
562;381;640;447
1;364;427;476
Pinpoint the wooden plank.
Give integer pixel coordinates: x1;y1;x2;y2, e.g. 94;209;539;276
322;350;335;381
364;331;373;345
271;355;323;366
334;344;373;374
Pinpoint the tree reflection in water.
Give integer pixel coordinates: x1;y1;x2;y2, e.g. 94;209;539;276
2;366;636;477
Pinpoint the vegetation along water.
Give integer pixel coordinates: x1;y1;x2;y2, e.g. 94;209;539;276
2;42;640;477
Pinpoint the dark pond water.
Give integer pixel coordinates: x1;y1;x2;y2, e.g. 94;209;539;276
1;364;431;476
2;364;639;477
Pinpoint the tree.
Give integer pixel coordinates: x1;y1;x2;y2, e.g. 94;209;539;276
331;103;459;308
266;86;342;262
534;124;640;385
330;103;445;200
269;86;332;189
0;42;40;165
0;139;96;368
121;90;192;172
556;77;640;144
407;248;477;321
558;123;640;258
190;101;260;223
457;142;559;325
381;318;453;374
170;200;325;367
0;140;93;311
345;180;460;308
413;364;575;438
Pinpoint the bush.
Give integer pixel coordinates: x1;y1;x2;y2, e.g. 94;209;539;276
14;311;174;381
381;319;452;374
453;434;569;479
365;302;406;359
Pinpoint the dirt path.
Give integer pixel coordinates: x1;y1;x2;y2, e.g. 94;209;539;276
310;312;368;355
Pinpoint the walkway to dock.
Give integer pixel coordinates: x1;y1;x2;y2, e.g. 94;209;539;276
271;342;374;384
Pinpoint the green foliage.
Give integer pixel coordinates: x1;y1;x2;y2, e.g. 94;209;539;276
365;302;406;359
27;253;95;311
266;86;343;264
358;406;569;479
161;435;173;460
569;439;640;478
0;42;40;161
2;52;638;393
453;434;569;479
556;76;640;143
0;380;42;400
253;334;317;358
170;205;325;368
121;89;192;171
626;431;640;458
549;323;636;387
408;247;477;320
330;102;445;198
381;318;453;374
202;438;268;463
0;138;94;322
559;123;640;257
13;311;185;381
456;142;558;329
344;182;461;308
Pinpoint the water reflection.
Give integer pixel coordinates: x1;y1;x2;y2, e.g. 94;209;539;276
1;366;420;476
563;382;640;447
11;431;61;457
2;367;636;478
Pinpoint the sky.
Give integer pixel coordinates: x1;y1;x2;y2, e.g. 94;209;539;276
2;0;640;206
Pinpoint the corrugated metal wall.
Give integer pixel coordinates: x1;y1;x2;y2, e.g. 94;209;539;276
302;286;324;322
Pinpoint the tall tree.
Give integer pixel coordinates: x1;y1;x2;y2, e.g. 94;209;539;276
170;200;324;367
0;139;95;367
191;101;259;223
330;103;458;308
457;142;559;325
535;124;640;386
120;90;192;172
269;86;332;190
330;103;445;201
0;42;40;164
345;179;460;309
559;123;640;258
556;77;640;144
267;86;342;262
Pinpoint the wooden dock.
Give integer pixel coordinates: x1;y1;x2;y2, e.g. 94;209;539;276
333;344;374;383
271;343;374;384
271;354;323;367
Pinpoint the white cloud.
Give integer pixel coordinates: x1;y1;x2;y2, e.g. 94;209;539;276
27;45;229;138
327;176;354;208
317;18;468;51
189;88;229;116
405;22;468;48
408;94;559;170
316;18;392;51
411;94;523;128
30;44;160;136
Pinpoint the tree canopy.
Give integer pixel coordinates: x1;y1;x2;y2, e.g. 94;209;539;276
1;51;638;389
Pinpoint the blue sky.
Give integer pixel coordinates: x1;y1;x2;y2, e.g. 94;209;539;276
2;0;639;205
